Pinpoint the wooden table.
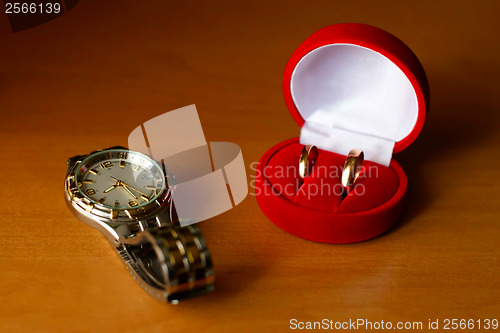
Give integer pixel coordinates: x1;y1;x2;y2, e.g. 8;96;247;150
1;1;498;332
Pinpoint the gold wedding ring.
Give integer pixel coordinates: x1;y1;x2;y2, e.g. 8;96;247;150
298;145;319;182
341;148;364;200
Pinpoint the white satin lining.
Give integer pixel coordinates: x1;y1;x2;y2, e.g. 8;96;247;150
291;44;418;166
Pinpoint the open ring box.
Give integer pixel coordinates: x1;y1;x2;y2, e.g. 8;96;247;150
255;23;429;243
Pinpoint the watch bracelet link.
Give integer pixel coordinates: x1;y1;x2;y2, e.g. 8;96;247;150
127;204;173;234
117;221;215;303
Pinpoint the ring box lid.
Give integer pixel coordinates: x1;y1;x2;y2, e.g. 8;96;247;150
283;23;429;166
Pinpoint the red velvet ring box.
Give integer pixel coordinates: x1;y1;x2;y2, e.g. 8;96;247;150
255;23;429;243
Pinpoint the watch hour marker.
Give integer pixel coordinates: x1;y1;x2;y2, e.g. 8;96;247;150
128;200;138;207
86;188;96;195
146;185;156;190
141;195;150;201
119;160;126;168
100;161;113;169
98;198;106;204
133;165;141;172
89;169;98;175
114;201;120;208
83;179;93;184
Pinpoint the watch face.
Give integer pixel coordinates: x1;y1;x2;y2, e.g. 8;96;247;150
75;149;166;210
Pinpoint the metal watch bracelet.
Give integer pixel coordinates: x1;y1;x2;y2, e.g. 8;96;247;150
118;224;214;303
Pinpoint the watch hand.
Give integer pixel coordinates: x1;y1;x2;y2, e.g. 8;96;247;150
110;176;147;199
111;175;149;197
103;184;118;193
122;182;149;197
122;185;138;200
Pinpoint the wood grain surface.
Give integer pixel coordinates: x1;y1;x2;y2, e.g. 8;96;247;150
0;1;499;332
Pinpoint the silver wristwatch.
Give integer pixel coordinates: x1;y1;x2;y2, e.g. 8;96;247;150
64;146;215;303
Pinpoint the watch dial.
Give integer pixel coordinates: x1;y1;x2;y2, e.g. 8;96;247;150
76;150;166;209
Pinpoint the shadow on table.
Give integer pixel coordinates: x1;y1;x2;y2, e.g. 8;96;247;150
388;74;500;233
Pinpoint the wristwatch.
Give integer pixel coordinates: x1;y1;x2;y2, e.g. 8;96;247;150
64;146;215;303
